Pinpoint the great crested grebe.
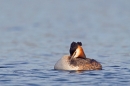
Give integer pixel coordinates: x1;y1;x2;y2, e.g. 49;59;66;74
54;42;102;70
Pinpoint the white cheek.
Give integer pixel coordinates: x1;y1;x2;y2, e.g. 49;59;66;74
74;49;80;58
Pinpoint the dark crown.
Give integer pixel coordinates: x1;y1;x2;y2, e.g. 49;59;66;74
69;42;82;56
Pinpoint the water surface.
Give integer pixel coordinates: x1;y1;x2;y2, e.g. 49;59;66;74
0;0;130;86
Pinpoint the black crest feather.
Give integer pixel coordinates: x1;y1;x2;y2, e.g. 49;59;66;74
77;42;82;46
69;42;82;56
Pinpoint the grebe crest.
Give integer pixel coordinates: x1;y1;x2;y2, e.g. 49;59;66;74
70;42;86;59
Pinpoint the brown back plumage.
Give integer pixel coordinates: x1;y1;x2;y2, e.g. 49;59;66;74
69;58;102;70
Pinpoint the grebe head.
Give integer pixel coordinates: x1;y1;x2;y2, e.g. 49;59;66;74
69;42;86;59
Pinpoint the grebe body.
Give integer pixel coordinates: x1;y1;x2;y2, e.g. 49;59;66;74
54;42;102;70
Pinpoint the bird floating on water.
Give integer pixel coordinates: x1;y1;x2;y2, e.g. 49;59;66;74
54;42;102;70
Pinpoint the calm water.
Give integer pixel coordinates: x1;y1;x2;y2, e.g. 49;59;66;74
0;0;130;86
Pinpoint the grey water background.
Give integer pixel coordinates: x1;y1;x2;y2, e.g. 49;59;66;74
0;0;130;86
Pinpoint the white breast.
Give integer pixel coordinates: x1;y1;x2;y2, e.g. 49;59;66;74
54;55;79;70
